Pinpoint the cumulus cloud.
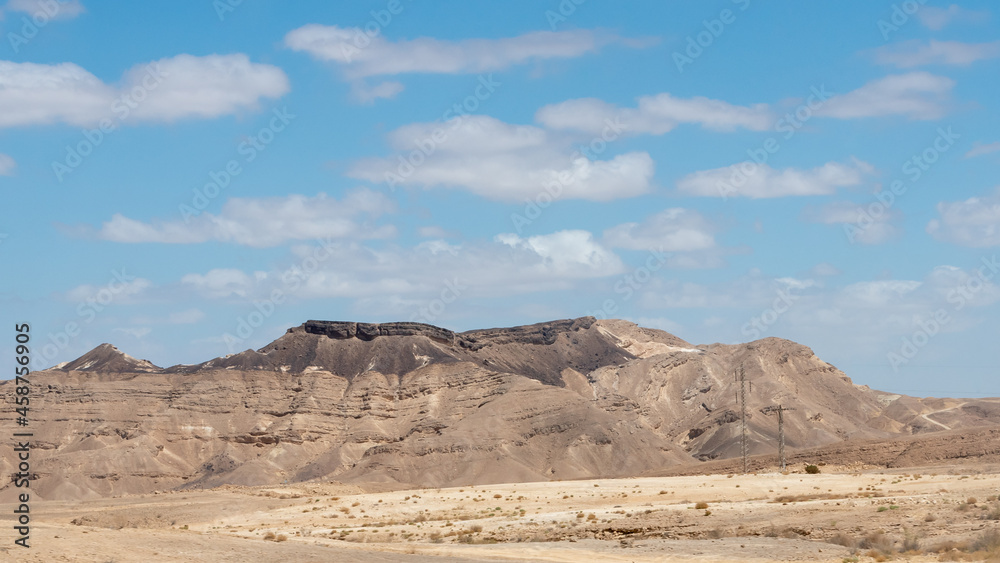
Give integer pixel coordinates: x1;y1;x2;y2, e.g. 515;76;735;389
536;93;773;136
113;327;152;340
803;201;902;245
181;230;625;301
818;72;953;120
677;160;872;199
495;230;623;277
916;4;990;30
965;142;1000;159
97;190;395;247
927;187;1000;247
0;54;288;128
4;0;84;19
349;115;654;202
64;277;152;303
350;80;404;104
284;26;619;78
181;269;275;299
0;153;15;175
603;208;716;252
871;40;1000;68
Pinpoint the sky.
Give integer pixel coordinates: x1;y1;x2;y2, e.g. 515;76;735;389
1;0;999;397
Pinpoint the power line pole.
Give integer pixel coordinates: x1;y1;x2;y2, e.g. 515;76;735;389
763;404;796;471
735;364;750;474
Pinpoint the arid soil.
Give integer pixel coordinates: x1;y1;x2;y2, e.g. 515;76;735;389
5;463;1000;562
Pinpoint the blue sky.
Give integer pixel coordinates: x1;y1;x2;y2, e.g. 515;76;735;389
2;0;999;396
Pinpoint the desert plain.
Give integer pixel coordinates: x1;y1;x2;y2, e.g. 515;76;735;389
5;460;1000;562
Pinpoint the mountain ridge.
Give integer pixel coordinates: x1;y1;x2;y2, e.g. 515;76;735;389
4;317;998;500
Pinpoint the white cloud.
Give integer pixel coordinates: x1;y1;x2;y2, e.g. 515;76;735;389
818;72;953;120
677;160;872;199
0;54;288;128
284;26;618;78
603;208;716;252
181;230;625;302
536;93;773;136
966;142;1000;159
181;269;263;299
98;190;395;247
0;153;15;175
349;115;654;202
126;54;290;122
871;40;1000;68
4;0;84;19
64;277;152;303
417;226;452;239
495;230;623;277
113;327;152;340
350;80;404;104
639;274;817;310
917;4;990;30
803;201;901;245
927;187;1000;247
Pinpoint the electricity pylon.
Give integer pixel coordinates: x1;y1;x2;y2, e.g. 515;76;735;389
734;365;751;474
763;404;797;470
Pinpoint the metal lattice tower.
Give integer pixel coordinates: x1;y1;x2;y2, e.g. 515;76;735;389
778;406;785;471
735;365;750;474
763;404;796;471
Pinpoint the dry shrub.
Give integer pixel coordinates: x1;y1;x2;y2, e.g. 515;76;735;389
694;502;709;509
263;531;276;541
828;532;858;549
984;505;1000;521
860;531;894;555
973;528;1000;553
927;539;969;554
275;534;287;542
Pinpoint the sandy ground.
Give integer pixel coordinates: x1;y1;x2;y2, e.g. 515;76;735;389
4;465;1000;562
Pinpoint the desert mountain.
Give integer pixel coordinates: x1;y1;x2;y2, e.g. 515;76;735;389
58;343;161;373
2;317;998;500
